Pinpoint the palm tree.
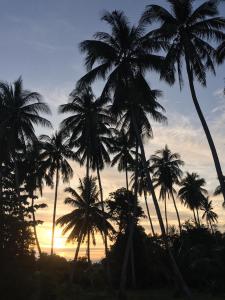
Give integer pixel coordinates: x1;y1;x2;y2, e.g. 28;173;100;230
40;131;75;255
150;145;184;233
0;77;51;202
201;197;218;233
130;157;155;236
178;172;207;225
56;176;114;281
59;87;113;269
142;0;225;204
78;10;191;298
22;143;52;256
111;129;134;191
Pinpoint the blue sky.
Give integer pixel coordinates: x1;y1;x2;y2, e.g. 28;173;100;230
1;0;225;259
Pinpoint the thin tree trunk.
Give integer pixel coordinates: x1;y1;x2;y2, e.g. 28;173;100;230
193;209;198;226
70;232;83;283
31;194;42;257
132;112;192;300
119;141;138;296
209;219;214;234
87;229;90;263
144;191;155;236
125;162;129;191
185;55;225;204
51;166;59;255
86;153;90;179
164;197;168;234
196;208;200;226
96;162;111;285
171;192;182;234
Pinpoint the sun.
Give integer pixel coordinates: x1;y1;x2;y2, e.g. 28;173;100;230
54;236;65;249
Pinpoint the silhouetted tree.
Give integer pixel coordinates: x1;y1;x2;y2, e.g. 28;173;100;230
40;131;75;255
151;145;184;233
142;0;225;205
178;172;207;225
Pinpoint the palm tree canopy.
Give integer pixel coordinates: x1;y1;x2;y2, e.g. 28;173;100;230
20;143;53;196
178;172;208;210
0;77;52;147
59;86;113;170
142;0;225;87
111;129;134;172
77;10;169;93
57;176;114;243
129;157;151;196
39;131;75;182
150;145;184;200
201;196;218;224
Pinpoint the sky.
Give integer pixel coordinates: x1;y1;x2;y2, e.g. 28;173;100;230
0;0;225;261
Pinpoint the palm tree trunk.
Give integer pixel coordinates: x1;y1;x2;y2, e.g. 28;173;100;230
192;209;198;226
96;162;111;285
196;208;200;226
119;141;138;295
185;55;225;204
86;153;90;179
208;219;214;234
171;192;182;234
164;197;168;234
144;190;155;236
71;232;83;283
31;194;42;257
87;229;90;263
131;112;192;300
125;162;129;191
51;166;59;255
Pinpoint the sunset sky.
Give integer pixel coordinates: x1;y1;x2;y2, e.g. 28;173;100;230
0;0;225;261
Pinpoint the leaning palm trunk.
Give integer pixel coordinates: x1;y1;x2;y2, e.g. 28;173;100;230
31;193;42;257
171;193;182;234
96;162;111;285
51;166;59;255
144;190;155;236
119;141;138;296
185;54;225;204
71;231;83;282
131;112;192;300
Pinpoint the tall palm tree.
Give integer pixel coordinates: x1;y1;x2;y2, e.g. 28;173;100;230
40;131;75;255
130;157;155;236
22;143;52;256
178;172;207;225
56;176;114;281
111;129;134;191
142;0;225;204
59;87;113;269
201;197;218;233
150;145;184;233
0;77;51;202
78;10;191;298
